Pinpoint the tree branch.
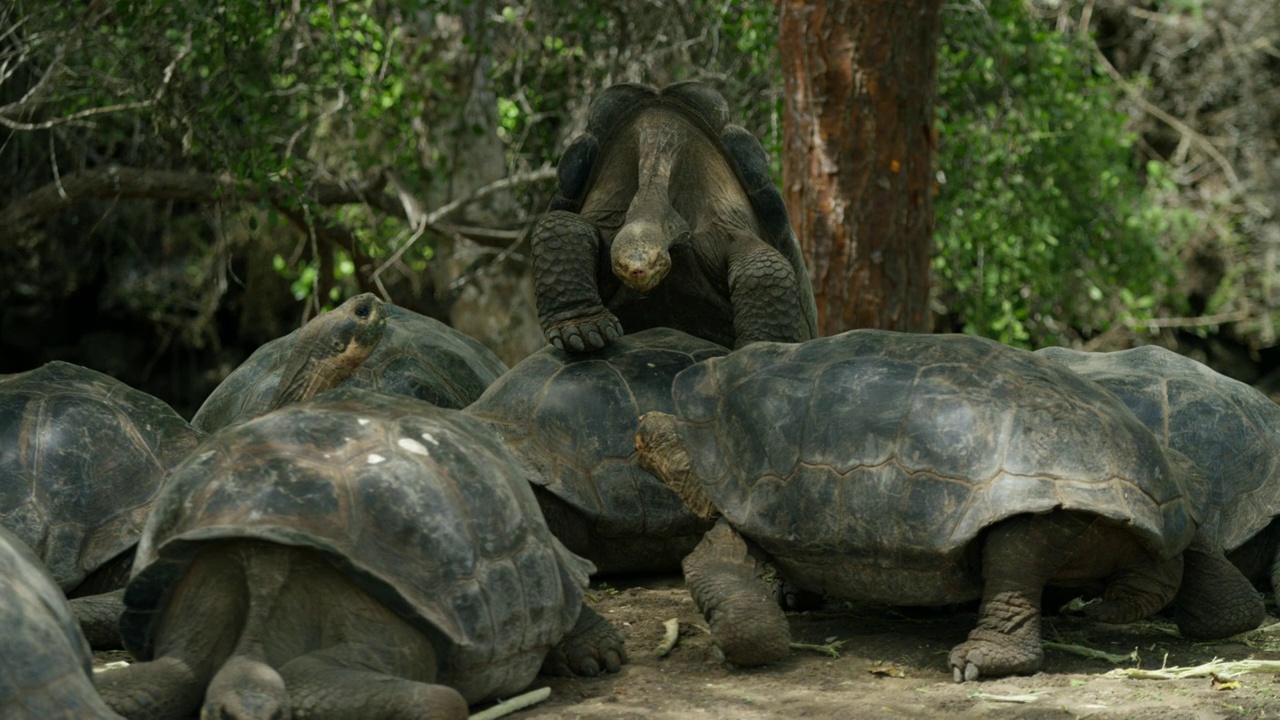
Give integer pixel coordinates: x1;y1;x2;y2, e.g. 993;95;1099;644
0;165;396;246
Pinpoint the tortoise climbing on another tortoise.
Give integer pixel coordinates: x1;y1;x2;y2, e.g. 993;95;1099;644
0;525;123;719
0;361;204;650
192;293;507;432
1038;344;1280;606
96;387;626;720
635;330;1262;682
467;327;727;574
532;80;817;352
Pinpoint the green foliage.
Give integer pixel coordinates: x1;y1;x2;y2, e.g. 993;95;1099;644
933;0;1192;347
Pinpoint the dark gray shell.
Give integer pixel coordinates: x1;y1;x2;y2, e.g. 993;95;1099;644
123;388;590;703
670;330;1204;603
467;328;726;573
550;81;816;336
0;361;203;591
0;525;120;719
191;304;508;433
1037;344;1280;552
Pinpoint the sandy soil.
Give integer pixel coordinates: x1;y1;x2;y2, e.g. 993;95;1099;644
93;574;1280;719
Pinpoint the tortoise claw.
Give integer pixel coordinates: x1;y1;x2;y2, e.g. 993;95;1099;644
544;309;624;353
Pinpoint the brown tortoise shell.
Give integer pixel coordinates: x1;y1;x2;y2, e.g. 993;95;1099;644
122;387;591;704
191;304;508;433
668;330;1206;605
1038;344;1280;554
0;525;116;718
0;361;203;591
467;327;727;573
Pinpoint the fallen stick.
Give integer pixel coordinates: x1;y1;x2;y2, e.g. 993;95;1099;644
1042;640;1137;664
968;691;1040;703
656;617;680;657
469;687;552;720
788;639;846;658
1104;657;1280;680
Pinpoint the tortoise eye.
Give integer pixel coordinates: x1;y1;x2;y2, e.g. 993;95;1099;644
354;302;371;319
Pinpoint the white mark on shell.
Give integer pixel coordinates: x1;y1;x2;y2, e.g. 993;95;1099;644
367;453;386;465
357;418;371;426
646;362;656;368
421;432;440;446
397;437;429;456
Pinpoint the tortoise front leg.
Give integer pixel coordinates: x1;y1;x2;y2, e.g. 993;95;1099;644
683;519;791;667
541;604;628;677
531;210;623;351
725;236;812;347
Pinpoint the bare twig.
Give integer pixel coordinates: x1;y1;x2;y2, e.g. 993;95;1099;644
468;687;552;720
371;165;556;281
1123;309;1252;329
1087;39;1242;193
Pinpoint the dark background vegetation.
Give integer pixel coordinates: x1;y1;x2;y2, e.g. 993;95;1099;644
1;0;1277;416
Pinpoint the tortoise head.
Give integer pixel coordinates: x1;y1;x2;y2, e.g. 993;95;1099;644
267;293;388;410
635;411;720;521
611;221;674;294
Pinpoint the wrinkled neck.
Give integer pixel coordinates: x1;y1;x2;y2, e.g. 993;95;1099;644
267;339;362;411
624;122;690;245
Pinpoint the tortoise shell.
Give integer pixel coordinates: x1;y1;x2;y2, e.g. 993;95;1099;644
551;80;817;338
123;387;590;703
191;304;507;432
0;361;203;591
467;327;726;572
668;330;1205;604
1037;344;1280;553
0;525;120;718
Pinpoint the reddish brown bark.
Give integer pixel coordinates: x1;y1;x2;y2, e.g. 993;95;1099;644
779;0;942;334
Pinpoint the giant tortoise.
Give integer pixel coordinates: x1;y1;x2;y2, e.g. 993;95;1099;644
531;80;817;352
1038;344;1280;599
0;361;203;649
192;293;507;432
467;327;727;574
0;525;123;719
95;387;625;720
635;330;1262;681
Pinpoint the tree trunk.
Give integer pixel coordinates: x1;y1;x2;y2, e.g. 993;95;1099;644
778;0;942;334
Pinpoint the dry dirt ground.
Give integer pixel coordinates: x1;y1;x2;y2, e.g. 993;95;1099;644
94;574;1280;720
512;575;1280;720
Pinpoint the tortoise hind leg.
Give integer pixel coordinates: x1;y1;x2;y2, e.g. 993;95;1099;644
70;589;126;650
948;516;1051;683
95;548;247;719
280;648;468;720
950;512;1182;682
682;519;791;667
1172;530;1264;640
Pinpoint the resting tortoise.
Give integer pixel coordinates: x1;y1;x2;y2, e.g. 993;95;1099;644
635;330;1262;681
192;293;507;432
96;387;626;720
467;327;727;574
531;80;817;352
0;525;123;719
1037;344;1280;597
0;361;203;649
